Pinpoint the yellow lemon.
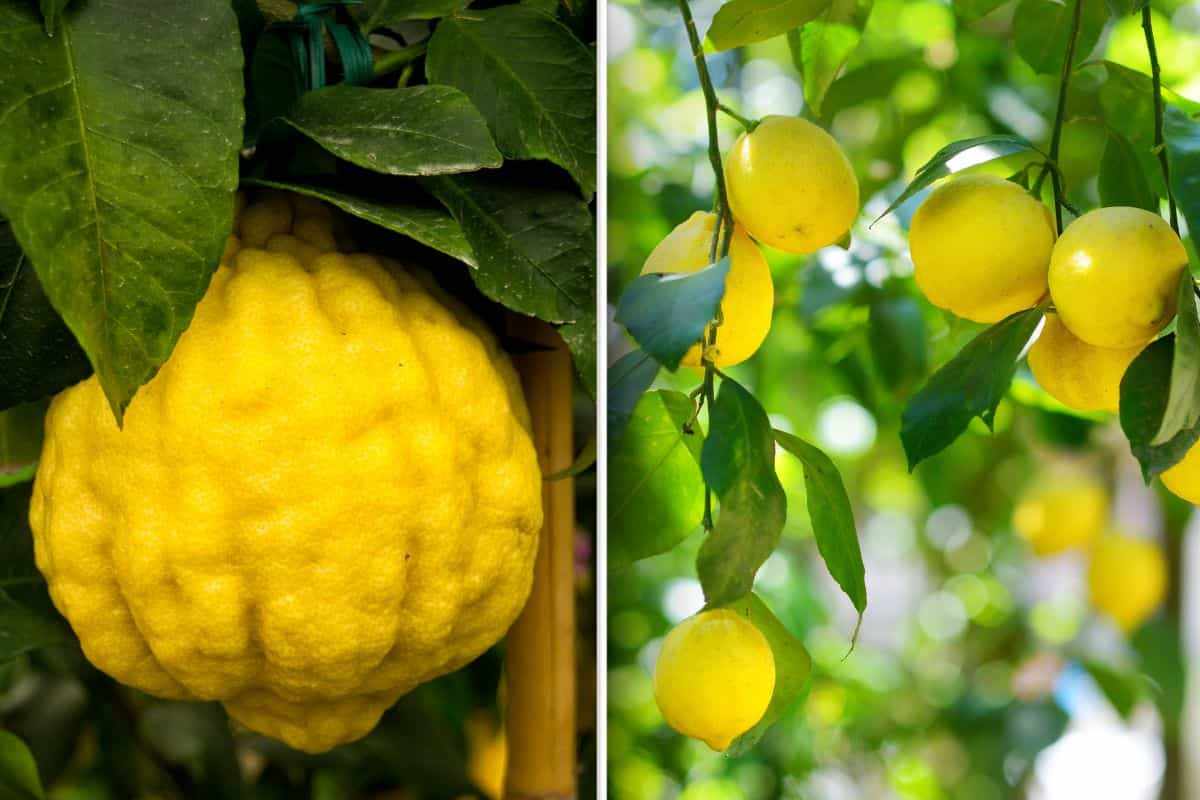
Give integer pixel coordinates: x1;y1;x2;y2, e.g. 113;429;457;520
1049;207;1186;348
1027;314;1144;413
1161;440;1200;504
1088;531;1167;632
1013;472;1108;556
642;211;773;367
30;192;543;753
909;174;1055;323
653;609;775;751
724;115;859;254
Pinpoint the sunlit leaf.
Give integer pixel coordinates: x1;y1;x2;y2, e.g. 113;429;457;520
1013;0;1108;75
789;0;874;119
1098;131;1158;212
1165;105;1200;245
614;258;729;372
708;0;831;51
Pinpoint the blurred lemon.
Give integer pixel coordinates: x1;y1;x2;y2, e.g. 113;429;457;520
1049;207;1186;348
724;115;859;254
1161;440;1200;504
653;609;775;751
1013;473;1108;556
1027;314;1143;413
910;174;1055;323
1088;531;1167;632
642;211;773;367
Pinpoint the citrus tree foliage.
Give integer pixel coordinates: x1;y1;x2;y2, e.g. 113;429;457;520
0;0;596;796
610;0;1192;796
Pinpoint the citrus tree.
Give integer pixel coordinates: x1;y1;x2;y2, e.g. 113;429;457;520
609;0;1195;796
0;1;596;797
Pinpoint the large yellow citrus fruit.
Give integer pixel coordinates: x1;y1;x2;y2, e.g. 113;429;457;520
909;174;1055;323
30;192;542;753
1013;472;1108;556
1049;207;1186;348
724;115;859;254
1161;440;1200;504
653;609;775;751
1027;314;1143;413
1088;531;1167;632
642;211;773;367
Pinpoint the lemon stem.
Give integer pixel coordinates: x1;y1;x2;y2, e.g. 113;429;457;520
1047;0;1083;235
1142;5;1179;234
717;103;758;133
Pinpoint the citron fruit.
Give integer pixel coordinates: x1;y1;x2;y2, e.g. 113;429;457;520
1088;531;1167;632
724;115;859;254
30;192;543;753
1013;472;1108;556
909;174;1055;323
1161;440;1200;504
1049;207;1186;348
653;609;775;751
642;211;773;367
1027;314;1143;413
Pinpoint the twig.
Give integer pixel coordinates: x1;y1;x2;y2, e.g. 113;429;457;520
1142;5;1179;232
1047;0;1084;234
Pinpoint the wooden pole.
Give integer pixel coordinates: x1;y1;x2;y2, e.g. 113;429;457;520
504;316;577;800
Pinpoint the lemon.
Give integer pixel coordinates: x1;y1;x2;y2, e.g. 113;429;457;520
1027;314;1143;413
30;192;543;753
1013;472;1108;556
724;116;859;254
1161;440;1200;504
653;609;775;751
642;211;773;367
909;174;1055;323
1049;207;1186;348
1088;531;1167;632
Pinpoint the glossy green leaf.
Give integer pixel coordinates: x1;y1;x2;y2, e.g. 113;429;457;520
427;5;597;195
424;171;596;395
0;0;243;421
874;135;1039;223
282;85;502;177
1153;272;1200;445
721;594;813;755
1013;0;1108;75
902;308;1043;469
608;349;660;445
1165;105;1200;245
868;295;927;392
364;0;469;29
697;378;787;606
609;391;705;569
244;178;477;268
773;430;865;617
708;0;831;51
0;403;45;488
0;730;43;800
614;258;729;372
0;222;90;409
790;0;873;118
1098;131;1158;212
1120;336;1200;480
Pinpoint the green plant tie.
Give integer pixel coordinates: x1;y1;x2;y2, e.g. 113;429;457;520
282;1;373;91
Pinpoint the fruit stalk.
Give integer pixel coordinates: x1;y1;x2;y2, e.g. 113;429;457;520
1142;5;1179;233
1048;0;1084;234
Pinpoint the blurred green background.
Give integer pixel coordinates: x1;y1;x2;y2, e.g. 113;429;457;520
607;1;1200;797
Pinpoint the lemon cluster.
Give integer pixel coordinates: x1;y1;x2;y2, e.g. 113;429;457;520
30;191;543;753
643;116;859;367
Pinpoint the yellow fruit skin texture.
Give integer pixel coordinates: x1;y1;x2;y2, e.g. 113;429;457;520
724;116;859;254
1049;207;1187;348
1013;475;1107;556
1027;315;1143;413
1161;440;1200;504
642;211;773;367
653;609;775;751
29;194;543;754
1088;532;1167;632
910;174;1055;323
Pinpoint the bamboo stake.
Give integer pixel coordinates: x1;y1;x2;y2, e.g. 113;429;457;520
504;316;577;800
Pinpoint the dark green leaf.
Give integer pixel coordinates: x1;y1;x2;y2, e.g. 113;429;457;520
0;731;43;800
773;430;865;616
1132;617;1185;735
1013;0;1108;75
364;0;469;29
1082;661;1147;719
1165;105;1200;245
868;295;927;392
1099;131;1159;212
38;0;69;34
614;258;729;372
697;378;787;605
282;85;502;177
955;0;1010;21
0;0;243;420
799;260;874;323
901;308;1043;469
249;28;304;142
721;594;812;754
608;349;660;445
141;703;240;799
789;0;874;119
424;171;596;394
1153;272;1200;445
0;223;90;409
707;0;831;51
0;592;71;664
244;178;476;268
0;403;45;488
1120;336;1200;480
0;484;44;604
874;135;1039;223
427;5;596;195
609;390;705;569
1105;0;1147;14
